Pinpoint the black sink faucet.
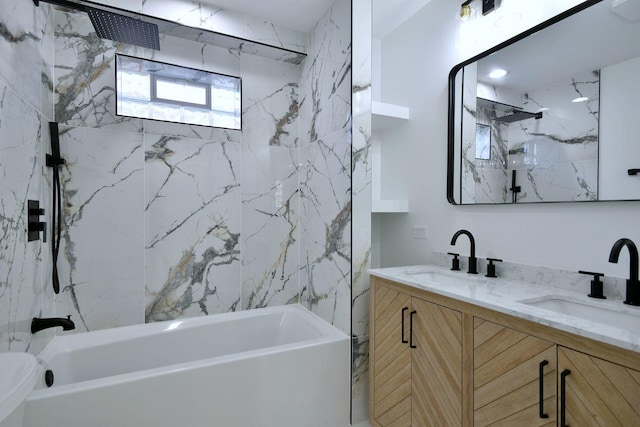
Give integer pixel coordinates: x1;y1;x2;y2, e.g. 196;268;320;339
31;316;75;334
608;238;640;306
450;229;477;274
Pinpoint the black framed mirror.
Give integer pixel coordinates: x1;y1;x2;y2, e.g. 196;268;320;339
447;0;640;204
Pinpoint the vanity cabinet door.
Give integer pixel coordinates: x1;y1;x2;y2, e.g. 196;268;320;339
372;284;412;426
474;319;556;426
371;281;463;427
558;347;640;427
411;298;463;427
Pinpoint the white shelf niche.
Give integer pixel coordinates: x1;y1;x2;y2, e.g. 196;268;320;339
371;101;410;213
372;101;410;132
372;199;409;213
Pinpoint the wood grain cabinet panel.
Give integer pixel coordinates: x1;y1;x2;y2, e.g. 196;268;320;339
559;347;640;427
370;277;640;427
412;298;463;426
473;319;556;426
372;284;412;425
370;279;463;427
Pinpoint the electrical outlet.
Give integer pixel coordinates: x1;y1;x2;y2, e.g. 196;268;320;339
413;226;428;239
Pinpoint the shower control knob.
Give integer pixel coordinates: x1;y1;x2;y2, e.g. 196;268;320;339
27;200;46;243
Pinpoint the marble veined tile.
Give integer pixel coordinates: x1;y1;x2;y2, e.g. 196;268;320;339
54;126;144;332
144;134;242;321
245;15;306;54
351;0;370;420
241;144;300;309
351;335;370;424
143;0;246;40
0;82;49;352
300;126;351;334
351;111;372;339
240;54;301;148
300;0;351;143
54;9;144;131
0;0;54;120
142;0;307;54
513;159;598;203
152;33;242;79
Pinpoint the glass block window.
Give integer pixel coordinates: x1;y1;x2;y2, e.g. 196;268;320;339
115;54;241;130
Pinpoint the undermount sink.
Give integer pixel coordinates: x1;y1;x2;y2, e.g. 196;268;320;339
402;267;486;287
520;295;640;330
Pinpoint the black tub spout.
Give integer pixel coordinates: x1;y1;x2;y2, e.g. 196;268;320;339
31;316;75;334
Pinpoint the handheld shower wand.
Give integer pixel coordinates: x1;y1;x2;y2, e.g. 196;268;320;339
47;122;65;294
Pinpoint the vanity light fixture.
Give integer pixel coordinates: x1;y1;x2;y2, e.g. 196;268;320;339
455;2;477;48
488;69;508;79
455;0;500;48
460;1;475;21
572;96;589;103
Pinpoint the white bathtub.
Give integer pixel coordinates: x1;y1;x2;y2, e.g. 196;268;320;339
24;304;350;427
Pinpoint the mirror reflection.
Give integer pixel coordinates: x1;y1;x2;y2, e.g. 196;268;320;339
448;0;640;204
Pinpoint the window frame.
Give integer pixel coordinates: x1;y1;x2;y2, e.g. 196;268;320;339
150;75;212;110
115;53;242;131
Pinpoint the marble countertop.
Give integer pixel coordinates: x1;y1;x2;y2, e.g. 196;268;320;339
369;265;640;353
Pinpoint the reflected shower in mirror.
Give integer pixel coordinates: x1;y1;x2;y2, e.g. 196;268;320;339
448;0;640;204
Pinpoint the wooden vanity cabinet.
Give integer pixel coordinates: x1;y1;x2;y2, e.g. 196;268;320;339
371;280;463;426
473;321;640;427
558;347;640;426
473;319;557;426
370;276;640;427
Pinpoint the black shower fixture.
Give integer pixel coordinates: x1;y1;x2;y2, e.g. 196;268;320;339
48;122;65;294
494;110;543;124
27;200;46;242
33;0;160;50
87;8;160;50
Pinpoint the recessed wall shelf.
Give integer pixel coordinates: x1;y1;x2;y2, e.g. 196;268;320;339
372;199;409;213
371;101;410;213
372;101;410;132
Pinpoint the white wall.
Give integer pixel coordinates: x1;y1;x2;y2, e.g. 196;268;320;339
376;0;640;279
600;55;640;200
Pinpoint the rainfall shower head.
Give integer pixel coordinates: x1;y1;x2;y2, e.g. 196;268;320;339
494;110;543;124
33;0;160;50
87;8;160;51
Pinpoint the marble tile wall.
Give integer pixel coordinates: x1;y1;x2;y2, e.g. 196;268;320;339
351;0;372;422
2;0;355;414
462;70;599;203
0;1;55;353
88;0;307;54
299;0;352;333
473;103;509;203
295;1;355;419
52;8;308;333
510;70;599;202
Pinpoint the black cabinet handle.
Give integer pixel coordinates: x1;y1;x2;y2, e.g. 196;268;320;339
401;307;408;344
409;310;417;349
560;369;571;427
539;360;549;419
